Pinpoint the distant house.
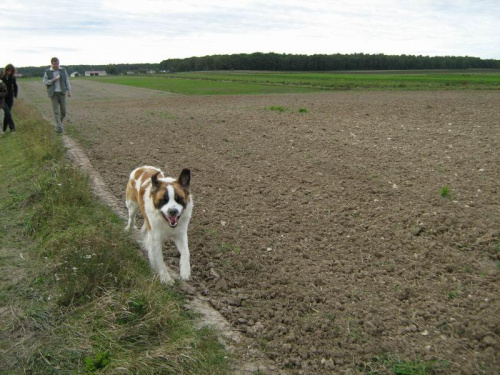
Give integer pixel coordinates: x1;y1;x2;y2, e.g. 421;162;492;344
146;70;156;74
85;70;107;77
70;72;80;77
126;71;135;75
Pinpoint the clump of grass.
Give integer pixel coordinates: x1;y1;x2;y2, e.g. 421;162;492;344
440;185;452;199
298;107;309;113
365;354;449;374
1;100;229;374
446;291;458;300
265;105;288;112
149;110;176;119
219;242;241;255
85;350;110;372
391;357;448;374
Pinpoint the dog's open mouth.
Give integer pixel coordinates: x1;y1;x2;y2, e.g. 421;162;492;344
162;212;179;227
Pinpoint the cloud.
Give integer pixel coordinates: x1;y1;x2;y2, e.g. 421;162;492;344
1;0;499;67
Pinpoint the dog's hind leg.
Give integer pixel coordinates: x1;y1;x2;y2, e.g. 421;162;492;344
125;199;139;231
174;233;191;280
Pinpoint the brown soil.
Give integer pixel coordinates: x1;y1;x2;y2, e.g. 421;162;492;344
22;80;500;374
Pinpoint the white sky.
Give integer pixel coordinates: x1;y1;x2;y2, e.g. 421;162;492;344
2;0;499;68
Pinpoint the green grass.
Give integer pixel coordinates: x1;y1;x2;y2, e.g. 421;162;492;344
265;105;288;112
219;242;241;255
0;100;229;374
440;185;452;199
175;71;500;90
82;70;500;95
390;357;448;375
362;354;449;374
96;75;320;95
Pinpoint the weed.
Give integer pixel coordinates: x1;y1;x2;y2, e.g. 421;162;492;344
346;318;366;343
325;312;337;322
266;105;288;112
440;185;452;199
366;354;449;374
201;227;218;237
258;338;268;351
117;294;149;324
445;282;463;301
446;291;458;300
391;357;447;374
149;110;176;119
219;242;241;255
85;350;110;372
298;107;309;113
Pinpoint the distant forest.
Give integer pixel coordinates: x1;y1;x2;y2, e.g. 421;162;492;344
160;52;500;72
17;53;500;77
17;63;159;77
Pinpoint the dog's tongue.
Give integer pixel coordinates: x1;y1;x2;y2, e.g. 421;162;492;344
168;216;178;226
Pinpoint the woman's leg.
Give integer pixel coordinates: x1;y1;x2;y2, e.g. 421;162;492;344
3;105;15;132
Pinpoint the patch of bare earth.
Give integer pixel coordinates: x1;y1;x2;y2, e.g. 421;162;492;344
22;80;500;374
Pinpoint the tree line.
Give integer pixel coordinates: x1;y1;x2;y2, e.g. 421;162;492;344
160;52;500;72
16;53;499;77
17;63;160;78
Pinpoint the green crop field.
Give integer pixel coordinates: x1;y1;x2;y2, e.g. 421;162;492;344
95;75;320;95
90;70;500;95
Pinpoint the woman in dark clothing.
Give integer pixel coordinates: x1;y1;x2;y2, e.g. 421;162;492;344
1;64;17;132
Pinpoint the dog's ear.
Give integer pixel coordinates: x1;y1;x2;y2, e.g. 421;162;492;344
151;172;161;193
178;169;191;190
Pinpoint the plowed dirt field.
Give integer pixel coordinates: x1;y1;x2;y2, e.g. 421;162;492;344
22;80;499;374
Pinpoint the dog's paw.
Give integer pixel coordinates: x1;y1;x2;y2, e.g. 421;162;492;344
179;264;191;280
124;223;136;232
159;272;174;284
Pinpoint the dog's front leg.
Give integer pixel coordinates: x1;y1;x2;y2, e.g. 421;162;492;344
148;233;172;284
174;234;191;280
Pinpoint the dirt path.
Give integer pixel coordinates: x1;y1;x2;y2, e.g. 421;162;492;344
21;79;500;374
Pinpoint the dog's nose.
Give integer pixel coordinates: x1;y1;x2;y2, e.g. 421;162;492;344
168;208;179;217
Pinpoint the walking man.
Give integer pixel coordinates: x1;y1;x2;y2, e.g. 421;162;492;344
43;57;71;133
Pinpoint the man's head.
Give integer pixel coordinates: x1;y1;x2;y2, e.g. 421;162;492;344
51;57;60;70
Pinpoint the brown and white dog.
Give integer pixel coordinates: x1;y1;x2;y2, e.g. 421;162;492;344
125;166;193;283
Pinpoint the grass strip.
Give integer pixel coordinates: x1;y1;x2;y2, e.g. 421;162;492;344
93;70;500;95
0;100;229;374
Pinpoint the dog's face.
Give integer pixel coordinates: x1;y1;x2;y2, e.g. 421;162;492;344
150;169;191;228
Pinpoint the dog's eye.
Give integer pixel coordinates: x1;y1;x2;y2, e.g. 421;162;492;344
159;194;169;207
174;194;185;207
